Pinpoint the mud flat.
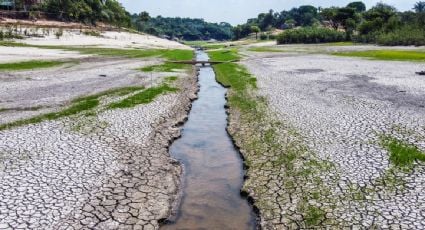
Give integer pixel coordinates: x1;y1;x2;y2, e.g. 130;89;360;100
236;46;425;228
0;34;198;229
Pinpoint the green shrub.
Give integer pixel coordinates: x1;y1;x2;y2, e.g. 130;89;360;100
260;33;268;40
277;27;346;44
376;26;425;46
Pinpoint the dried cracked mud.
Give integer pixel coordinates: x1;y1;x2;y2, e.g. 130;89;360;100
0;57;198;229
239;49;425;229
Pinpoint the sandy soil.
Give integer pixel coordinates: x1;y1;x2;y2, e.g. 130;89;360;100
20;29;190;50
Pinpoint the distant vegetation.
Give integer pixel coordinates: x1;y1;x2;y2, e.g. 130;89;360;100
2;0;424;46
13;0;132;27
236;1;425;46
131;13;233;41
277;27;345;44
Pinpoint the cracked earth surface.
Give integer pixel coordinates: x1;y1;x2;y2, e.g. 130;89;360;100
240;50;425;229
0;60;197;229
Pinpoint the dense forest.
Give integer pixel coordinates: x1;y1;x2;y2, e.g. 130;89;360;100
0;0;131;27
234;1;425;46
130;14;233;41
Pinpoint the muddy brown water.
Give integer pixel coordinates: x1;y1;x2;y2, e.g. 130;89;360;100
162;50;256;229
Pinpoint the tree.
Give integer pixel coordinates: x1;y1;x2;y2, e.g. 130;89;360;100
321;7;339;29
251;25;260;39
414;1;425;13
347;1;366;12
136;11;150;31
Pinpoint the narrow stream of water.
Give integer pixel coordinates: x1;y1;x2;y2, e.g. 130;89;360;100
162;50;256;229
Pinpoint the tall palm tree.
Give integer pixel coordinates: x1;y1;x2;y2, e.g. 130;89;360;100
414;1;425;13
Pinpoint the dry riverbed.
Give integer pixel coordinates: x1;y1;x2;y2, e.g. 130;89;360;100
236;45;425;229
0;33;197;229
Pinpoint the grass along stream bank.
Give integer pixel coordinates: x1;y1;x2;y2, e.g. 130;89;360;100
208;49;346;228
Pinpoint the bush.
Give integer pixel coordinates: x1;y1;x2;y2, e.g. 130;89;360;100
376;26;425;46
269;34;276;40
276;27;346;44
260;33;268;40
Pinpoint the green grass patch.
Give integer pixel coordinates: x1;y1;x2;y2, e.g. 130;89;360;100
334;50;425;62
304;205;326;227
67;47;194;61
208;49;240;62
0;86;145;131
107;84;178;109
0;41;33;47
140;62;189;72
321;41;356;46
0;41;194;61
182;41;227;49
213;63;256;92
248;46;285;52
0;98;99;131
0;60;66;71
381;136;425;168
165;76;178;82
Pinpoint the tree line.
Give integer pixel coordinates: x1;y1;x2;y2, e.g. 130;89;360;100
1;0;131;27
234;1;425;46
130;13;233;41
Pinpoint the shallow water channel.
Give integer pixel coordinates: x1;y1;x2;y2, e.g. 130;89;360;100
162;50;256;229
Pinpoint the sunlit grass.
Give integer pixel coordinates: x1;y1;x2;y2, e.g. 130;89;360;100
107;84;178;109
248;46;285;52
0;86;145;131
0;60;66;71
207;48;240;62
0;41;194;61
140;62;189;72
381;136;425;168
334;50;425;62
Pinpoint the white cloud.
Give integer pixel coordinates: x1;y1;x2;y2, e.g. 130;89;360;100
118;0;417;25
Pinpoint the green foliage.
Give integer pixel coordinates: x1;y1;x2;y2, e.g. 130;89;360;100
61;47;193;61
304;205;326;227
347;1;366;12
234;2;424;46
42;0;130;26
251;25;261;39
0;86;145;131
107;84;178;109
140;63;189;72
0;60;66;71
213;63;256;92
132;16;233;41
375;26;425;46
333;50;425;61
414;1;425;13
260;33;268;40
207;49;240;62
248;47;284;52
380;136;425;168
0;97;99;131
277;27;346;44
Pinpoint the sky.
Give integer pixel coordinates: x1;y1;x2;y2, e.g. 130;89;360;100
118;0;418;25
